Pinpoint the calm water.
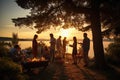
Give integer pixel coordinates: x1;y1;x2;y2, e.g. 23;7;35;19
19;40;112;58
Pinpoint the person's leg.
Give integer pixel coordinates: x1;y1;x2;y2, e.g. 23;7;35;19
63;48;65;58
72;54;75;63
57;49;59;56
72;54;77;64
74;55;77;64
84;51;89;66
50;49;53;62
83;51;88;66
86;51;89;65
53;49;55;62
58;48;61;57
59;47;63;57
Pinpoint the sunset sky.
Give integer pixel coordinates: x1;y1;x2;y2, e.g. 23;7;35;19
0;0;92;40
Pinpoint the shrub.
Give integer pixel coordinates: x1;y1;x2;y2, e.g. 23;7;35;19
0;41;11;57
0;46;9;57
0;58;27;80
105;37;120;64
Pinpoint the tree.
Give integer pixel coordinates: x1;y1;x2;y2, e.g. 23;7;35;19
101;0;120;37
12;0;120;68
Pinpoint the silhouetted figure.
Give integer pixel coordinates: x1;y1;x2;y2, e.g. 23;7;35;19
10;44;22;63
49;33;56;62
32;34;38;58
69;37;77;64
82;33;90;67
56;36;62;57
63;37;68;58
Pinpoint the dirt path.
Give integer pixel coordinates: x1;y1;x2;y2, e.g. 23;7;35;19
63;62;107;80
27;57;120;80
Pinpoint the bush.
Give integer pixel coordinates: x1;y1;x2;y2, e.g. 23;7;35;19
0;58;28;80
0;46;9;57
105;37;120;64
0;41;11;57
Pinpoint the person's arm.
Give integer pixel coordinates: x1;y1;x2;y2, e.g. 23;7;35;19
78;42;83;45
69;44;73;47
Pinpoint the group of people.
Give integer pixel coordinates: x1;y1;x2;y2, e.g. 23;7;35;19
32;33;68;62
10;32;90;67
32;33;90;66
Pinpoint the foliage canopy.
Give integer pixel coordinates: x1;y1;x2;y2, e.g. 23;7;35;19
12;0;120;36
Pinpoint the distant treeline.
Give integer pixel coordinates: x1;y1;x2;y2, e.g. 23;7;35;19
0;37;49;41
0;37;112;42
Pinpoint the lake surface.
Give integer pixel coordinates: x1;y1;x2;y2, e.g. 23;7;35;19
18;40;112;58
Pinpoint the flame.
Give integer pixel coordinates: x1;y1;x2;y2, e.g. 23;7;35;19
41;57;45;61
32;58;40;62
31;57;46;62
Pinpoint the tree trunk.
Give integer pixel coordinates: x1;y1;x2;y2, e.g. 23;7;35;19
91;0;106;68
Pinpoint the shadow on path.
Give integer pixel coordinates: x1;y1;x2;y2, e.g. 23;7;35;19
25;58;120;80
99;65;120;80
27;62;69;80
75;64;120;80
75;65;96;80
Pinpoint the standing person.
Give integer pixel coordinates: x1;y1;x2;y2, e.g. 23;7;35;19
69;37;77;64
63;37;68;58
32;34;38;58
49;33;56;62
56;36;62;57
82;33;90;67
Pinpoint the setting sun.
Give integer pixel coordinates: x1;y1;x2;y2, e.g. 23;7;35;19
60;28;69;37
59;28;77;39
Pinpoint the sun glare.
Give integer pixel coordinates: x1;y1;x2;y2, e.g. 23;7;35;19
59;28;76;38
60;29;69;37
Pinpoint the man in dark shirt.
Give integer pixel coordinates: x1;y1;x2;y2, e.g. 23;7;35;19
50;33;56;62
82;33;90;67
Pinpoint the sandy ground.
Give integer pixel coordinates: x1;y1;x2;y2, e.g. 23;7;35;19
26;55;120;80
